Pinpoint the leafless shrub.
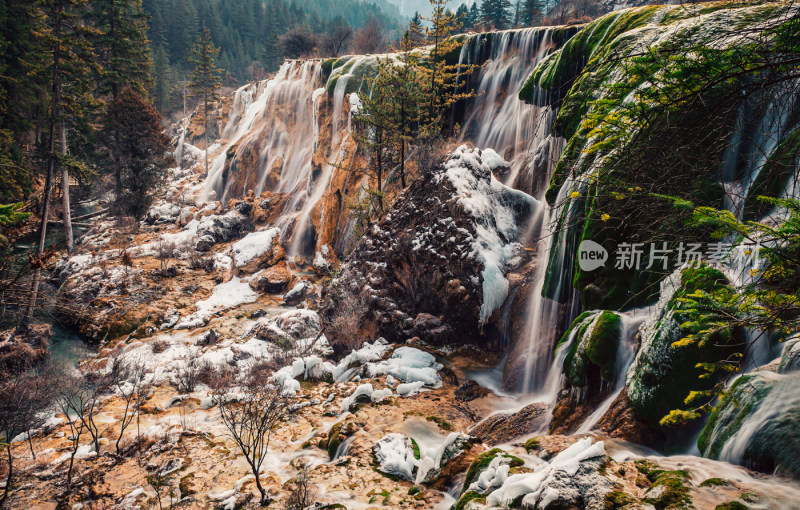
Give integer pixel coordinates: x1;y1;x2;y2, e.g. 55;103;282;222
350;16;386;54
147;460;178;510
156;239;177;272
328;292;369;353
108;354;148;456
0;362;57;507
151;338;170;353
286;467;318;510
212;365;289;505
173;350;204;394
53;365;106;489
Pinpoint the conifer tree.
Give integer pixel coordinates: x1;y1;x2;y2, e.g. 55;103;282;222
188;25;222;175
90;0;153;99
421;0;476;132
100;87;171;219
26;0;97;322
480;0;512;29
519;0;544;26
408;11;425;47
0;0;46;202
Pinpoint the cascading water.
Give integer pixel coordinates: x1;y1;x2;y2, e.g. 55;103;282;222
456;28;560;189
575;308;650;433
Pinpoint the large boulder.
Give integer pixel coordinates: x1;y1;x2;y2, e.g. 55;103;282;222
320;146;535;350
230;228;283;273
698;370;800;479
626;265;742;431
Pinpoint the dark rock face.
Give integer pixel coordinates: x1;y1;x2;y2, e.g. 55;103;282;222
595;388;663;447
319;147;534;351
469;402;548;444
455;380;491;402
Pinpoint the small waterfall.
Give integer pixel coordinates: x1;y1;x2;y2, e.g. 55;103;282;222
202;61;324;205
457;28;560;189
575;308;650;433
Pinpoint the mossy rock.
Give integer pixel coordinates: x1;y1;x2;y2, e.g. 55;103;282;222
460;448;523;496
327;420;357;460
643;470;693;509
453;490;486;510
627;264;741;430
605;489;636;509
698;370;800;478
562;310;623;388
699;477;730;487
715;502;749;510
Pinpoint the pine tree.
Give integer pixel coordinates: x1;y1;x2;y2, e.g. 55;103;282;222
90;0;153;99
188;25;222;175
455;3;471;30
408;12;425;47
357;32;427;190
101;87;171;219
421;0;475;132
0;0;47;202
152;44;169;112
469;3;480;30
519;0;544;26
481;0;512;29
26;0;98;322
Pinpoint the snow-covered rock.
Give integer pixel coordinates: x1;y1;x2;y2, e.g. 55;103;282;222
373;434;418;482
320;146;535;349
230;228;282;272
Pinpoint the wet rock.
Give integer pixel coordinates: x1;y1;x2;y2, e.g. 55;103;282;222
627;265;741;430
233;200;253;216
283;281;310;306
779;338;800;373
698;370;800;479
469;402;548;444
178;207;195;226
320;147;534;351
455;380;491;402
249;262;293;293
195;329;219;346
145;203;180;224
595;389;663;447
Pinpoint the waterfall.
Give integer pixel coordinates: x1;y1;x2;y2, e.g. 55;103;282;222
575;308;650;433
456;28;560;190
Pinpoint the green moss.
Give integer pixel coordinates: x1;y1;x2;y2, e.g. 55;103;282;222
410;438;421;460
327;421;349;460
715;502;749;510
699;477;730;487
643;470;693;509
605;489;636;509
461;449;524;495
453;491;486;510
524;437;540;453
426;415;452;430
563;310;622;387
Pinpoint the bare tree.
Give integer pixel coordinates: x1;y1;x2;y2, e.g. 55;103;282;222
350;16;386;55
156;239;178;272
212;366;289;505
0;364;56;508
173;349;204;394
279;26;318;59
109;354;147;456
286;466;317;510
321;17;352;57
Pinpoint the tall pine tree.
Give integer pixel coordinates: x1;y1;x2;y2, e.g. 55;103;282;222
188;25;222;175
481;0;512;29
90;0;153;99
